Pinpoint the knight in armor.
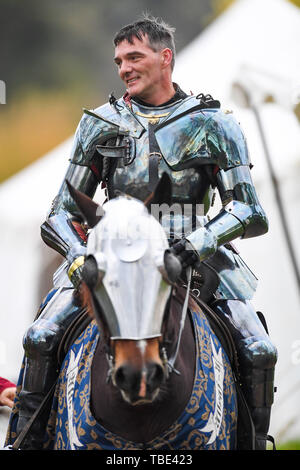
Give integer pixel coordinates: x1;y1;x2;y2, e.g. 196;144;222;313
15;16;277;450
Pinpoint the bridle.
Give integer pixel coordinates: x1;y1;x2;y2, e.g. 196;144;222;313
163;266;192;377
79;193;193;384
90;264;193;383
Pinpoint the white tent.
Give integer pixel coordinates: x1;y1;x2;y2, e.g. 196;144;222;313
0;0;299;445
173;0;300;443
0;139;72;376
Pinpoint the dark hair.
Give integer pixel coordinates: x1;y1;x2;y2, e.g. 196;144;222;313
113;14;176;71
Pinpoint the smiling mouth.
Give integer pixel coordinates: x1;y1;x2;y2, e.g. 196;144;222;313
127;77;139;85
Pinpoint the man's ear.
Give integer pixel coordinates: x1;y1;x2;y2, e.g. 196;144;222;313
161;48;173;69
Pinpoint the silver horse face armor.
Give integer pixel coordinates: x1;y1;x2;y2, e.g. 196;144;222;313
86;197;172;340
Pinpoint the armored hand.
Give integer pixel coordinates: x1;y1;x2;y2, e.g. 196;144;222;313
171;238;200;269
66;245;86;288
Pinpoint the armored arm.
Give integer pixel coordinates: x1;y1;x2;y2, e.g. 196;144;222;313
41;115;101;284
186;111;268;260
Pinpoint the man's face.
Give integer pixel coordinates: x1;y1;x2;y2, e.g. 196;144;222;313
114;34;167;102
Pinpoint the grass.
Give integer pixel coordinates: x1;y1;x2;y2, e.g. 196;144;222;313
276;440;300;450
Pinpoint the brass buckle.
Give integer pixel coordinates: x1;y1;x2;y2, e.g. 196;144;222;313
135;111;169;125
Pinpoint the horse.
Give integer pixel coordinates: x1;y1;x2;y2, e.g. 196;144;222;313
8;175;241;450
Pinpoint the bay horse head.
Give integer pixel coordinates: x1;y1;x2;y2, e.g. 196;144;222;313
66;174;184;406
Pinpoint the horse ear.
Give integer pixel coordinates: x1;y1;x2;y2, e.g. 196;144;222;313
65;180;104;228
144;172;172;210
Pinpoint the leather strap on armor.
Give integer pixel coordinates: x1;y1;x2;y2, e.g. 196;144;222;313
148;122;162;192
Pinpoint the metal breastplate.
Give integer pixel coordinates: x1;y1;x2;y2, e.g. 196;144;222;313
97;99;257;300
111;130;203;203
101;99;215;237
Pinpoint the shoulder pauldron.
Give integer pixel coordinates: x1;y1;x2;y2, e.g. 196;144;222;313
70;101;145;165
154;107;250;171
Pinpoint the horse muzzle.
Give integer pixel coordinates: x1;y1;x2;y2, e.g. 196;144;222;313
113;361;165;405
111;338;166;405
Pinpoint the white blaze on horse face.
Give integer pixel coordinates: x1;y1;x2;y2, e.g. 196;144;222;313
138;340;147;355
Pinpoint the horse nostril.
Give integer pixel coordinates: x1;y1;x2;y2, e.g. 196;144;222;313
115;366;125;388
147;363;164;392
115;365;140;392
115;366;126;388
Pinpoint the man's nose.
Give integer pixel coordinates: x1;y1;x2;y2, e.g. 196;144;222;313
120;61;132;78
